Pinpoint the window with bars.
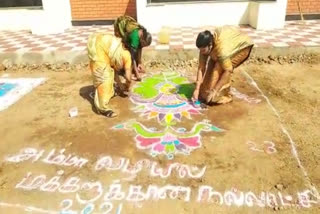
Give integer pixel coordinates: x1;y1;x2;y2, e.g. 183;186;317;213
0;0;42;8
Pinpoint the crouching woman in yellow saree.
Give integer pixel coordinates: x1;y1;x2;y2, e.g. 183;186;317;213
87;33;132;118
192;26;254;105
114;15;152;81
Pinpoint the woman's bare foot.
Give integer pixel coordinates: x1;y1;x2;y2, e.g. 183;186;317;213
100;110;118;118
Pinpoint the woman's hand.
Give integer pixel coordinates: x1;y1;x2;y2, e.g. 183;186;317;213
206;89;217;103
192;88;200;102
137;64;145;73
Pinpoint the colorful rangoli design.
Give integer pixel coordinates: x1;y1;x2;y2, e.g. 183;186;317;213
0;78;46;112
0;83;17;97
112;71;223;159
113;120;222;159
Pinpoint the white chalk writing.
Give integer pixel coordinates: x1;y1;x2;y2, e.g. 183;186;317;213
197;186;318;208
5;148;206;180
14;172;319;208
59;200;122;214
95;156;206;179
247;141;277;154
6;147;320;210
5;148;88;168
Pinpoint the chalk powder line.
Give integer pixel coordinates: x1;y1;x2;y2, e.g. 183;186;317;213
242;71;320;201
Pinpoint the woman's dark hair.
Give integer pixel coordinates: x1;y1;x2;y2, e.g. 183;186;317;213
141;27;152;46
196;30;213;48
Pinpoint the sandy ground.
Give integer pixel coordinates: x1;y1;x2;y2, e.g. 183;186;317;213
0;59;319;214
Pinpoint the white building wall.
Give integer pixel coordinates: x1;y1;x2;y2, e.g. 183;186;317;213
0;0;288;34
0;0;72;34
0;9;37;31
137;0;288;33
249;0;288;30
